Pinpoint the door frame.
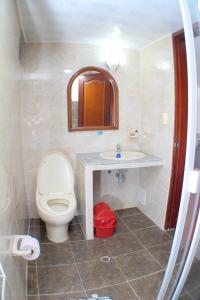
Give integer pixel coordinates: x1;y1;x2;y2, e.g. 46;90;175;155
164;30;188;230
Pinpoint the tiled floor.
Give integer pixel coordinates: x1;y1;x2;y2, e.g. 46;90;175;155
27;208;200;300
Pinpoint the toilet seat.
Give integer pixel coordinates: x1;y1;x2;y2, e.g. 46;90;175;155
38;193;76;216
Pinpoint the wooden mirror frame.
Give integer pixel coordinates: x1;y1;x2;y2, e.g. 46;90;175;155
67;66;119;132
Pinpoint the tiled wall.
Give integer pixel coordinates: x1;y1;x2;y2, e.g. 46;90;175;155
138;36;174;228
21;43;141;216
21;37;175;228
0;0;28;299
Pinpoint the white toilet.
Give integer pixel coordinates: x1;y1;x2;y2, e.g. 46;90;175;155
36;151;77;243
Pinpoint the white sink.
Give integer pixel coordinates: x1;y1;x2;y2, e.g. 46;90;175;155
100;151;145;161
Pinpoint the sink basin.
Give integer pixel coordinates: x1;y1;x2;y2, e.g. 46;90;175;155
100;151;145;161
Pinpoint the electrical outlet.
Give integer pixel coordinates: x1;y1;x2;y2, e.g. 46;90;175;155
162;112;168;125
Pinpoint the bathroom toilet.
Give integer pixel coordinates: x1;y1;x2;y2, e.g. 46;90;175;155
36;151;77;243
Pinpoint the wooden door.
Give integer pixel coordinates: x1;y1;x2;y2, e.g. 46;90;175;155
78;74;112;127
165;32;188;230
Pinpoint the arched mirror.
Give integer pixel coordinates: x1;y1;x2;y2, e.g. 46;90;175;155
67;66;118;131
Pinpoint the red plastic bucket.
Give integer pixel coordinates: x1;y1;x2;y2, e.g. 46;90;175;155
94;202;117;238
94;202;110;215
95;226;114;238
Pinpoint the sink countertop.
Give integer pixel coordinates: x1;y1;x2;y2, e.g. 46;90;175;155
76;152;165;240
76;152;165;170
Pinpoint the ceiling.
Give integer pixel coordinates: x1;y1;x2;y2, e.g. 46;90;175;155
17;0;183;49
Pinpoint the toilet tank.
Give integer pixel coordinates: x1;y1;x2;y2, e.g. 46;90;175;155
37;152;74;195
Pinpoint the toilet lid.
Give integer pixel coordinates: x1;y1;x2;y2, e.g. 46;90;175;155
37;152;74;195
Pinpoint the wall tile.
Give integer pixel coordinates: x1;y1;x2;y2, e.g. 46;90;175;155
139;35;174;228
21;36;174;230
0;0;28;299
21;42;141;216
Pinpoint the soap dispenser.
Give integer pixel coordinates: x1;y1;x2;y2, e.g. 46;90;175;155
115;144;122;158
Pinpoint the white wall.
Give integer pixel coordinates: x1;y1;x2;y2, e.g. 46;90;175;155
93;169;139;211
21;43;141;216
138;35;175;228
0;0;28;299
21;38;175;229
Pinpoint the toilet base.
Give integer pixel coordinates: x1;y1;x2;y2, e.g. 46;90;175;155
46;223;69;243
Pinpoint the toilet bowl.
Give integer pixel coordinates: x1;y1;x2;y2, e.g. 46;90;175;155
36;151;77;243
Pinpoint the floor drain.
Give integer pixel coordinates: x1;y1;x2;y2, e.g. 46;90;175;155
100;256;111;263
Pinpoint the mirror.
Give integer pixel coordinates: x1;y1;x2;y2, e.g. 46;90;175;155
67;66;118;131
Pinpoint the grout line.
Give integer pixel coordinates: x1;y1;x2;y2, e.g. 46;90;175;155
185;292;195;300
78;221;86;240
75;256;119;265
135;227;174;268
136;234;168;270
38;281;148;299
102;240;131;284
25;265;28;298
85;281;140;298
36;239;86;245
133;227;173;250
119;217;133;232
36;262;77;268
118;212;144;219
147;240;173;250
143;245;164;269
35;245;165;268
186;283;200;297
29;217;80;228
102;235;146;260
30;214;174;299
119;217;155;236
187;291;196;300
28;218;30;235
143;240;174;249
120;216;157;234
126;280;141;300
76;239;136;296
29;223;79;229
102;223;167;298
101;233;145;258
129;268;166;282
68;240;86;294
110;248;145;259
38;290;87;296
73;259;86;293
64;225;170;265
85;280;130;297
103;240;141;300
132;225;158;233
35;259;40;299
